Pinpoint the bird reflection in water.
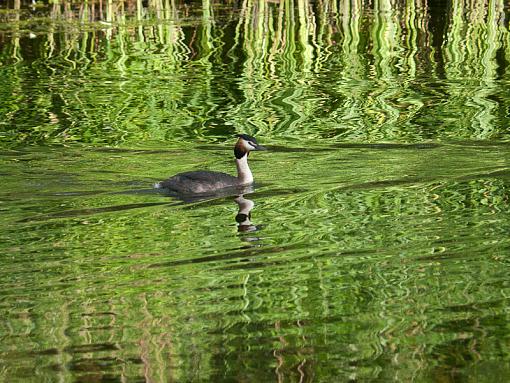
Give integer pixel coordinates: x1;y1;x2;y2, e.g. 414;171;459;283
234;195;261;241
158;185;262;241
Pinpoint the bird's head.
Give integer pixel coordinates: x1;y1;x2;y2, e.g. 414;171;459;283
234;134;266;159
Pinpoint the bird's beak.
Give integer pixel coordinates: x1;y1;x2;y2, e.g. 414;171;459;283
254;144;267;151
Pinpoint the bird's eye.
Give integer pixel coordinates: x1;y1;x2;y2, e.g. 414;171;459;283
249;142;256;147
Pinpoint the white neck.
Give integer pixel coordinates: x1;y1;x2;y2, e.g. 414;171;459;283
235;154;253;184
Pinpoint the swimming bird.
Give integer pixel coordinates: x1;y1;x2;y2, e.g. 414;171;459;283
155;134;266;195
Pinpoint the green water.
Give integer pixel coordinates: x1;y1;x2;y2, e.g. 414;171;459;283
1;1;510;382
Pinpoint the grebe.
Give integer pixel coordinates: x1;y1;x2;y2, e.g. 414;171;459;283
155;134;266;194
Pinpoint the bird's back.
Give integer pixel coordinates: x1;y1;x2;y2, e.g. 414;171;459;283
155;170;239;194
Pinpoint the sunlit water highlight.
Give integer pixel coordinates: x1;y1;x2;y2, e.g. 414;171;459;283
1;1;510;382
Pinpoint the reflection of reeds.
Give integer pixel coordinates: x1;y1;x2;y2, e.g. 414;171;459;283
442;0;506;138
0;0;509;145
2;164;507;381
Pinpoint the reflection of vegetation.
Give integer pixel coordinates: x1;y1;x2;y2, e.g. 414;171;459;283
1;1;510;382
1;144;509;381
0;0;510;145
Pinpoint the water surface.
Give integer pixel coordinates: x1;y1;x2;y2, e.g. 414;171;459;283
1;1;510;382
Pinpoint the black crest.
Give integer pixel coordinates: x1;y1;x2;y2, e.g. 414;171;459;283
234;134;258;159
236;134;258;145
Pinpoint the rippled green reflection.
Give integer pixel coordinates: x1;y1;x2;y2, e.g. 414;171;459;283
1;1;510;382
1;142;510;381
1;0;510;145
